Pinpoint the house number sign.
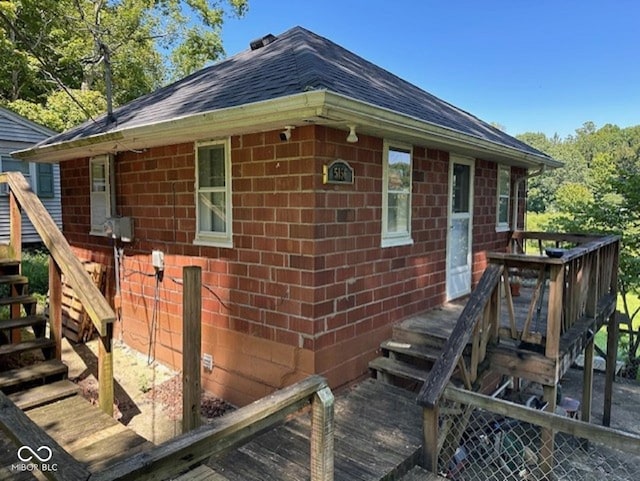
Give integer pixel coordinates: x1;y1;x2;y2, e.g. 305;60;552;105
323;160;354;184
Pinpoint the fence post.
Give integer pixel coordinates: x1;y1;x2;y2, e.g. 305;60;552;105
183;266;202;433
311;386;334;481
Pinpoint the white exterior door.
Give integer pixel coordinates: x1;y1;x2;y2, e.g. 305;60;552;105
446;157;474;300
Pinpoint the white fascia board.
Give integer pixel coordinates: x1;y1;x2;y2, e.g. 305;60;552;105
321;92;563;169
12;91;330;162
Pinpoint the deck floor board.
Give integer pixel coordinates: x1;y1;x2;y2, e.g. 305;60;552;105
2;394;154;475
208;379;423;481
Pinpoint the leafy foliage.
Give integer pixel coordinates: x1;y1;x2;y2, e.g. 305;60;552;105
519;122;640;375
0;0;248;129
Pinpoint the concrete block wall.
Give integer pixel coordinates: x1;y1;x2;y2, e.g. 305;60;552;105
60;124;520;405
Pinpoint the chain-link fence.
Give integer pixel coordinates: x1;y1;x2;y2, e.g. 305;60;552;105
435;395;639;480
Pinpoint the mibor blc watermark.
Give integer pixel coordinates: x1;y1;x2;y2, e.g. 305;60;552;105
12;445;58;472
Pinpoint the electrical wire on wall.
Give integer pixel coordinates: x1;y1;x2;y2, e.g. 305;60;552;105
147;271;161;365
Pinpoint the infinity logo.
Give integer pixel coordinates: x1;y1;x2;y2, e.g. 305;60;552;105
17;446;53;463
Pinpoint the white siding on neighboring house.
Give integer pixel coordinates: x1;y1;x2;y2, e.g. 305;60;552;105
0;107;61;244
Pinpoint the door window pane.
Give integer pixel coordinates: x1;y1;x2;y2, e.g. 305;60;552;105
452;163;470;213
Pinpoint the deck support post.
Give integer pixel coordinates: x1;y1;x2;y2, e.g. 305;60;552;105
422;406;439;474
48;257;63;359
311;386;334;481
98;322;114;417
604;240;620;427
182;266;202;433
603;309;618;427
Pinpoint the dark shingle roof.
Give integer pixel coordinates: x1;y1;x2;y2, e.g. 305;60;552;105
37;26;548;159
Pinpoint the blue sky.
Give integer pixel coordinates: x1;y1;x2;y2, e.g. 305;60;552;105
221;1;639;138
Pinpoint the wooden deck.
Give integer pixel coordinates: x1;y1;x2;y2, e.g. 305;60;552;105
0;392;152;479
207;379;424;481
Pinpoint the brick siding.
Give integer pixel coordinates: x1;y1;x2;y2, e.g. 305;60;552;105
60;125;523;405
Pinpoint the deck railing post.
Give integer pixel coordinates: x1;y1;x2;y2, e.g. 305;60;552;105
48;257;63;360
183;266;202;433
98;322;114;416
603;240;620;426
422;406;439;473
311;386;334;481
8;190;22;341
8;189;22;263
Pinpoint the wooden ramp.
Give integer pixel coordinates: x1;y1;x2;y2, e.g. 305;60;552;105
208;379;424;481
0;390;152;479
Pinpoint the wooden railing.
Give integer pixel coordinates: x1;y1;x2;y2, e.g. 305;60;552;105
419;231;621;475
436;385;640;477
490;231;620;353
1;375;334;481
417;264;503;409
0;171;116;415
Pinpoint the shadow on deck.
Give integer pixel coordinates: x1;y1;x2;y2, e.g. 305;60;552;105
208;379;429;481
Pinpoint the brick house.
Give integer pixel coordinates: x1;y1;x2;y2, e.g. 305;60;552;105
15;27;560;406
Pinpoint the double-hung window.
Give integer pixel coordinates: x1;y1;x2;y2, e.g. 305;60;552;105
195;139;232;247
90;155;115;235
382;141;413;247
0;155;54;197
496;165;511;231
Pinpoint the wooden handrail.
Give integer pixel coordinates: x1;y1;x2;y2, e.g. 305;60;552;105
0;391;90;481
90;375;334;481
1;171;115;414
417;264;503;408
0;172;116;335
442;385;640;457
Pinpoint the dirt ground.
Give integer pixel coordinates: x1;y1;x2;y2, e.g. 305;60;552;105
62;338;233;444
560;367;640;435
62;337;640;445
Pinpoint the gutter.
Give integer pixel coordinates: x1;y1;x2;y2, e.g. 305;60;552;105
12;90;563;170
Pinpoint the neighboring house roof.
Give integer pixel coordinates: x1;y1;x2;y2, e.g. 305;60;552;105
14;26;560;167
0;106;56;144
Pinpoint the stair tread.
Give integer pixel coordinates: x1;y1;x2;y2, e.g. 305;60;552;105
0;314;47;331
381;340;443;362
0;337;55;356
0;259;20;266
0;294;37;306
7;379;79;410
0;274;28;284
0;359;67;389
369;356;429;383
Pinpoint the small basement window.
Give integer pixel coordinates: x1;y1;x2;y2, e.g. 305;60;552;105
382;141;413;247
194;139;232;247
496;165;511;231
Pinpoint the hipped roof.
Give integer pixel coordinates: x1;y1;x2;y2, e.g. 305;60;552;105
15;26;559;167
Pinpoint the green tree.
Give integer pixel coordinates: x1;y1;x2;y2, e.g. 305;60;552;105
0;0;248;126
522;122;640;376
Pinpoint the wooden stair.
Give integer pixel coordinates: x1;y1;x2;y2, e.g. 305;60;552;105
0;257;69;396
369;302;468;389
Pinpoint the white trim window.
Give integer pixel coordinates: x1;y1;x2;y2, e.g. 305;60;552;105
496;165;511;231
382;141;413;247
90;154;115;235
195;139;232;247
0;155;54;197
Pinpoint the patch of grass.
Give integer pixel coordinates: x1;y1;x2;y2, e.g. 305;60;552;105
21;245;50;296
